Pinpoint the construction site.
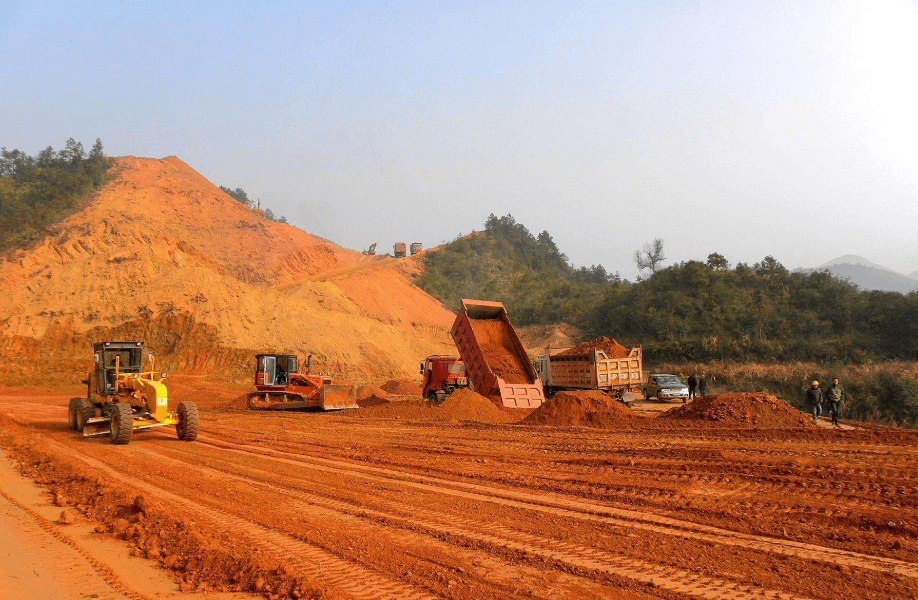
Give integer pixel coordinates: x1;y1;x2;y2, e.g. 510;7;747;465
1;157;916;600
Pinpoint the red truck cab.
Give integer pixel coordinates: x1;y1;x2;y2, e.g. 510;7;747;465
420;355;469;403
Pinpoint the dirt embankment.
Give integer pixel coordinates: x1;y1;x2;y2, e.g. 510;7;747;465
0;156;456;387
558;336;632;358
661;393;815;428
468;318;531;384
379;379;422;396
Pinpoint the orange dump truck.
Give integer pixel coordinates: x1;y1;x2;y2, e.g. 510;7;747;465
534;346;643;407
450;299;545;409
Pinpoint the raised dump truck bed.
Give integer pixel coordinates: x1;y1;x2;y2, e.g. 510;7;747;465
450;299;545;409
534;346;642;406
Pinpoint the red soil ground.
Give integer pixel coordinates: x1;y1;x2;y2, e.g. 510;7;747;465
524;390;635;427
661;392;815;428
2;385;916;600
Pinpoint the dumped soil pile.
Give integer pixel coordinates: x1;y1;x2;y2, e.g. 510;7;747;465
469;318;530;384
662;392;814;427
524;390;634;428
435;388;515;423
559;336;631;358
357;385;389;401
353;388;515;424
379;379;422;396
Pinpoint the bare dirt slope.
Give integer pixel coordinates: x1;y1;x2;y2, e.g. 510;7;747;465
0;156;454;386
2;388;916;600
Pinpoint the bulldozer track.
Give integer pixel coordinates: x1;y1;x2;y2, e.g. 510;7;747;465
44;439;439;600
143;444;815;600
196;432;918;580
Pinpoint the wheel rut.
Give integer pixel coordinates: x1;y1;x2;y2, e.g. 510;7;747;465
44;438;439;600
139;443;814;600
198;433;918;579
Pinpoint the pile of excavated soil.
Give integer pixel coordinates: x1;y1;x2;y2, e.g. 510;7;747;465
379;379;422;396
357;385;389;401
352;388;515;424
523;390;634;428
435;388;515;423
558;336;631;358
469;318;530;384
661;393;814;427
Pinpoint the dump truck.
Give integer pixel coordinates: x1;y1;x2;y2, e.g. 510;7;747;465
420;355;469;403
393;242;407;257
534;345;643;407
410;242;423;255
68;341;198;445
450;299;545;409
245;353;358;411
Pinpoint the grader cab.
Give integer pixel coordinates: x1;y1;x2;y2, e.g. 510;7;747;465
68;341;198;445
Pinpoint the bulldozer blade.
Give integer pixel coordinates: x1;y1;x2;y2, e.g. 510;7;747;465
319;384;358;411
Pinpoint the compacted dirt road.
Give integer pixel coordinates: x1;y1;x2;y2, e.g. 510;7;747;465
1;388;916;600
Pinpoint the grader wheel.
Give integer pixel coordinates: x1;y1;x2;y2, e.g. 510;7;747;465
176;402;199;441
67;398;81;430
109;403;133;445
76;398;96;432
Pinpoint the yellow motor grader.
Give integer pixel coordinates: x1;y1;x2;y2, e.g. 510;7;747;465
68;341;198;445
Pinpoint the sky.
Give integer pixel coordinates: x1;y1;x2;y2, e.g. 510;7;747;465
2;0;917;279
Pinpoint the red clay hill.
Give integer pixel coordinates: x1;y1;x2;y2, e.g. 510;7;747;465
0;156;455;386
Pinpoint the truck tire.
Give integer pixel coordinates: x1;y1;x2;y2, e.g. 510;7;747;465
77;398;96;432
109;403;133;445
176;402;199;441
67;398;82;430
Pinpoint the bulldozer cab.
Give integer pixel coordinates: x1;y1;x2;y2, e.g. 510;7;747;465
255;354;298;386
93;341;144;394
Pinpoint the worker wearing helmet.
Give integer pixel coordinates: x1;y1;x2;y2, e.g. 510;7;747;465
805;380;823;424
825;378;847;427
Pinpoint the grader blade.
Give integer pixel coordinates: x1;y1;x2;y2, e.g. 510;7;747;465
82;416;112;437
319;384;358;411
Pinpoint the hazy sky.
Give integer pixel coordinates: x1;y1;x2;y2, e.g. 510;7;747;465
2;0;916;279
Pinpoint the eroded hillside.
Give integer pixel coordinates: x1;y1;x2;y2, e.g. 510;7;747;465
0;156;454;386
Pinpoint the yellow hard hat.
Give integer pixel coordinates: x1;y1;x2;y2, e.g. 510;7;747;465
812;380;819;386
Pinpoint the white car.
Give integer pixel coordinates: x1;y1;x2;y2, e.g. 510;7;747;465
644;374;690;402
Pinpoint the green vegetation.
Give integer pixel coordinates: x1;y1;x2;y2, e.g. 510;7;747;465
218;185;287;223
420;214;918;364
418;214;619;326
0;138;109;249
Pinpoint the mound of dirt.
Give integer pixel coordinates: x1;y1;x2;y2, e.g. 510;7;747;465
352;388;515;424
661;393;814;427
469;318;530;384
379;379;422;396
436;388;515;423
356;385;390;401
558;336;631;358
523;390;634;428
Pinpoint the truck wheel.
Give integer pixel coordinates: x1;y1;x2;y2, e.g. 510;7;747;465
67;398;81;430
176;402;199;441
110;403;133;445
77;398;96;432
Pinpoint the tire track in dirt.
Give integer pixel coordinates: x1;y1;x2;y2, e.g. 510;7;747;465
0;486;149;600
43;439;438;600
139;443;811;600
197;433;918;579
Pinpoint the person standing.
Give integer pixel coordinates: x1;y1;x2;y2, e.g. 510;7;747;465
698;372;708;396
824;377;847;426
805;381;823;424
687;373;698;401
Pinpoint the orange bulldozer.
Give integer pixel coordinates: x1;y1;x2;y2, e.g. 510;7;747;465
245;354;357;411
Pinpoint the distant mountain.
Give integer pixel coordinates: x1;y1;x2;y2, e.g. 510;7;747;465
814;255;918;294
818;255;898;273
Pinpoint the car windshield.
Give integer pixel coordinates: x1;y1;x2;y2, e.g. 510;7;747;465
655;375;683;387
